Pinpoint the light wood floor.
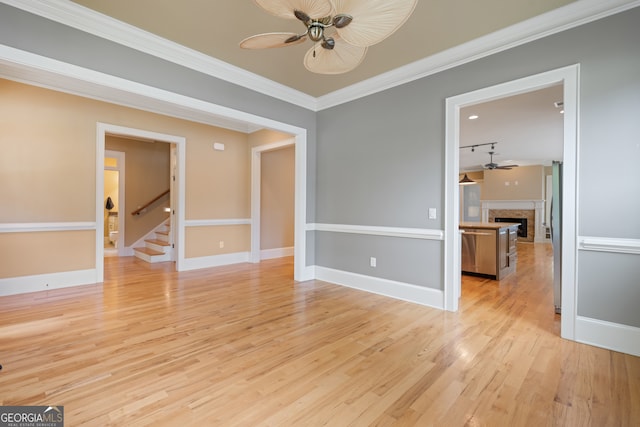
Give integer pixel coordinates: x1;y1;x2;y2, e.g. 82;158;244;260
1;244;638;426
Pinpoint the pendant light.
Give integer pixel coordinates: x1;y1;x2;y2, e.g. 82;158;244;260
459;173;476;185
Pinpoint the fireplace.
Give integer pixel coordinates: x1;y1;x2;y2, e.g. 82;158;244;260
481;200;545;243
495;217;528;238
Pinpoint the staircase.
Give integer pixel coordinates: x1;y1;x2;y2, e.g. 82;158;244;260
134;220;172;263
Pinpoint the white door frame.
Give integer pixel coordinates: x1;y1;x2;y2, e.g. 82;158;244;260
444;64;579;341
169;145;177;261
1;45;309;286
104;149;125;256
96;123;186;282
250;138;296;263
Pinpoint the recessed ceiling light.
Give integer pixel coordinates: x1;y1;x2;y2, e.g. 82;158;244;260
468;115;479;120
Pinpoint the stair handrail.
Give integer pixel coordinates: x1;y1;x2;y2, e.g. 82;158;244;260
131;189;170;216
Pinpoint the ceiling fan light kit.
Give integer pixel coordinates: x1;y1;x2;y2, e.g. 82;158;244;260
240;0;418;74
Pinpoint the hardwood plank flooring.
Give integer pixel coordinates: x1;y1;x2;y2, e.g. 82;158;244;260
0;243;638;426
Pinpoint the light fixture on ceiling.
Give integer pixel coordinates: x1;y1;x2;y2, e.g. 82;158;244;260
239;0;418;74
459;141;497;152
554;100;564;114
468;115;479;120
459;173;476;185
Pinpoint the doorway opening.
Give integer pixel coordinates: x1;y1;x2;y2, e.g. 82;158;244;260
445;65;579;341
251;137;296;265
104;150;125;257
95;123;186;283
105;136;175;263
458;83;563;296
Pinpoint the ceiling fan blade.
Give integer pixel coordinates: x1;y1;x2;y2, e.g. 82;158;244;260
332;14;352;28
253;0;334;20
239;32;307;49
294;10;311;23
304;35;367;74
332;0;418;47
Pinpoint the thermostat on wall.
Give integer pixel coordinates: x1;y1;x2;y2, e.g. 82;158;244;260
213;142;225;151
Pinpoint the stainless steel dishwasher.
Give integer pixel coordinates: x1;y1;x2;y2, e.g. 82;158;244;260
461;228;497;277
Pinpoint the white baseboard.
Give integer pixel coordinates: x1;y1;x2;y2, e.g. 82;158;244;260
121;246;135;257
180;251;250;272
298;265;316;282
261;246;294;260
0;269;98;297
575;316;640;357
314;266;444;309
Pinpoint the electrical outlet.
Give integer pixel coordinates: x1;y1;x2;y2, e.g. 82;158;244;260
370;257;377;267
428;208;437;220
219;241;224;248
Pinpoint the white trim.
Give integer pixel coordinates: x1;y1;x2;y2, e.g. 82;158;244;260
261;247;295;260
445;65;580;344
180;252;250;272
314;0;639;109
0;0;317;111
0;269;98;297
308;223;444;240
0;46;308;287
0;222;95;232
579;236;640;255
3;0;638;110
315;266;444;310
0;45;285;134
185;219;251;227
575;316;640;357
292;132;308;282
97;123;186;278
250;138;299;267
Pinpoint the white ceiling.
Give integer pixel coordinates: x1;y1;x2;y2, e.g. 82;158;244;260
460;85;564;171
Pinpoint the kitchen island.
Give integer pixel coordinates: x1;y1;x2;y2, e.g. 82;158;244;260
460;222;520;280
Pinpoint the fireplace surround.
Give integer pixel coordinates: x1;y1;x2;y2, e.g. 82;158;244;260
480;200;546;243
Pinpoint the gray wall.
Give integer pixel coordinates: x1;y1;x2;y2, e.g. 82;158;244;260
317;7;640;326
2;4;639;327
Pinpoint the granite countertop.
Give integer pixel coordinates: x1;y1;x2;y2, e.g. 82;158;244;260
459;222;521;230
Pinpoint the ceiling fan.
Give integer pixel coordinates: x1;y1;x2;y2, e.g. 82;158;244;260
484;151;519;170
239;0;418;74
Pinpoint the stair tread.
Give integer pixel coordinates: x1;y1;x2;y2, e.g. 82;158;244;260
134;247;165;256
145;239;170;246
156;230;169;236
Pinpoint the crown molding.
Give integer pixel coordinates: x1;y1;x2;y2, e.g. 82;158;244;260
2;0;639;112
316;0;640;109
1;0;319;111
0;44;274;134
